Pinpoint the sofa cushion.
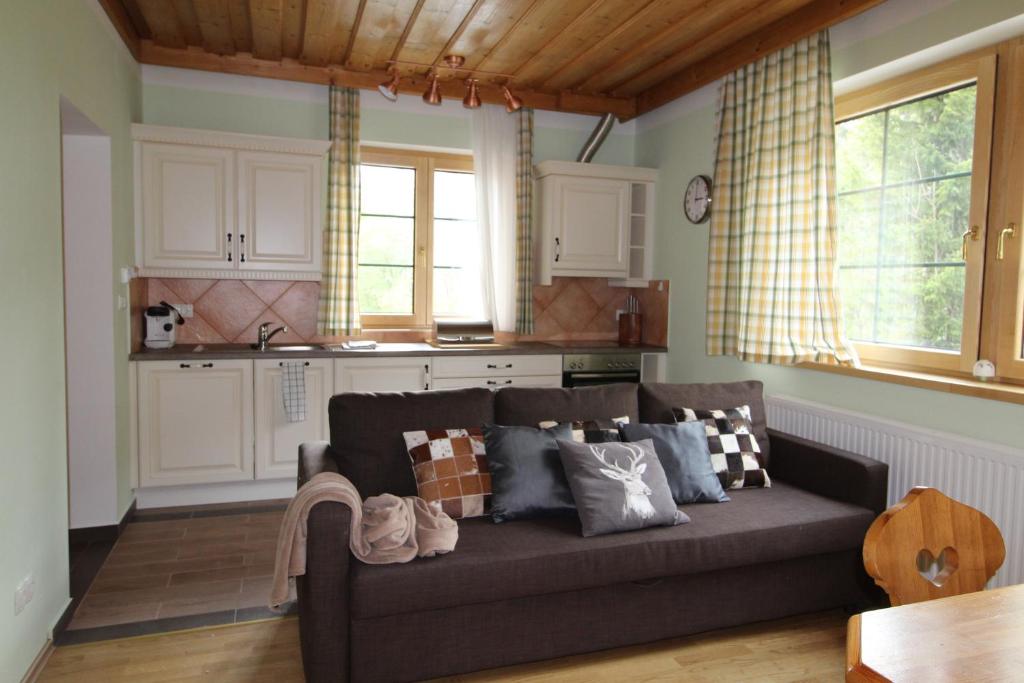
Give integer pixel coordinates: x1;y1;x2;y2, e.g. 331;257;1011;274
349;480;874;619
484;423;576;523
639;381;770;463
329;388;495;498
402;428;490;519
495;384;639;426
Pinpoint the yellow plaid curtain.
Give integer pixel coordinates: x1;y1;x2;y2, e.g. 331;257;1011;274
317;86;361;336
707;31;857;366
514;109;534;335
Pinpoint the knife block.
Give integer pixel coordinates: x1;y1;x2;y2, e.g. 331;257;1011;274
618;313;643;346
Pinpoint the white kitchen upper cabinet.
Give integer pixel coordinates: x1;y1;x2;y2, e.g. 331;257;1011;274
138;360;254;487
335;358;432;393
133;124;329;279
535;161;657;286
140;143;235;270
237;151;322;273
254;358;333;481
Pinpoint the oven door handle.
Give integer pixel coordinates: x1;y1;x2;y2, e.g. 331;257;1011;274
566;372;639;379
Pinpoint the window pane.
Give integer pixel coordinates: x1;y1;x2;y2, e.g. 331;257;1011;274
434;170;476;220
360;164;414;216
875;266;965;350
358;216;414;266
884;86;976;183
836;112;885;193
358;265;413;314
433;171;482;317
836;83;976;355
882;176;970;265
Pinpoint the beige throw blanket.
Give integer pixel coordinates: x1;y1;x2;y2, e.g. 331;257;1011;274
270;472;458;609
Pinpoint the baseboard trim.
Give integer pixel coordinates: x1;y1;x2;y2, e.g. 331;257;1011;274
135;479;296;509
52;597;76;638
68;499;137;544
19;638;54;683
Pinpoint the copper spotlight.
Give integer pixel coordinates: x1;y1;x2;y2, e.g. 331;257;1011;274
502;85;523;113
463;79;481;109
378;71;400;101
422;73;442;105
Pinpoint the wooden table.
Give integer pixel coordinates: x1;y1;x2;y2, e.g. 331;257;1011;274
847;584;1024;681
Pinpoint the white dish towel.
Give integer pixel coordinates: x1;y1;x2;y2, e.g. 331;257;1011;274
281;361;307;423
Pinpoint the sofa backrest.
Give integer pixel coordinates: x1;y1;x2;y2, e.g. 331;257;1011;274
638;381;770;463
329;387;496;498
494;383;639;426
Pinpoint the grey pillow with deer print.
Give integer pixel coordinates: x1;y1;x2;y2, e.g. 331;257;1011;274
557;438;690;537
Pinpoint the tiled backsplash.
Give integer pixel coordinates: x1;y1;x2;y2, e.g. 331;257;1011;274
137;276;669;348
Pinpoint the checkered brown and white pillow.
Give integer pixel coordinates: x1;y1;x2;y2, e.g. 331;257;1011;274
672;405;770;490
403;428;490;519
538;416;629;444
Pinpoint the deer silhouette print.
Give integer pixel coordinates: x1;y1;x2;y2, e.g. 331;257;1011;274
589;444;655;520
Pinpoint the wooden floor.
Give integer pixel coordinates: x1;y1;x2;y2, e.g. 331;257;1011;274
39;610;848;682
67;502;288;634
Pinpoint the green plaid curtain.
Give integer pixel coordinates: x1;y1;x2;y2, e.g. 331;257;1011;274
514;109;534;334
317;86;361;336
707;31;857;366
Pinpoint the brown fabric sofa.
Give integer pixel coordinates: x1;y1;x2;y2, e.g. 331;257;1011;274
296;382;887;682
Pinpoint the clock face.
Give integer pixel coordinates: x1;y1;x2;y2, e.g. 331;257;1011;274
684;175;712;224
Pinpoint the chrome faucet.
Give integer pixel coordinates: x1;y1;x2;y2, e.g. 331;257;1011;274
252;322;288;351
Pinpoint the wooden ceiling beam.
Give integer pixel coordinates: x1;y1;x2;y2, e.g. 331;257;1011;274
302;0;359;66
249;0;284;60
389;0;427;63
96;0;143;58
345;0;421;72
136;0;188;48
508;0;613;82
428;0;486;67
471;0;544;72
138;40;637;118
339;0;369;66
536;0;661;90
226;0;254;53
636;0;886;115
193;0;238;55
170;0;204;46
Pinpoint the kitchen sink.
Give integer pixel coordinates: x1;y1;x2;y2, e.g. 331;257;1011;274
254;344;323;352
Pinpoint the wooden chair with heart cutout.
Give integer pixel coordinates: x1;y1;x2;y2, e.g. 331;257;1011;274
862;487;1006;606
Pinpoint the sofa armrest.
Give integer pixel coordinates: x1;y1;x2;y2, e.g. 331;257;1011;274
767;429;889;514
298;441;338;487
296;501;352;683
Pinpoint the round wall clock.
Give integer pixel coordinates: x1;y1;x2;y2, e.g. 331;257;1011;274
684;174;713;224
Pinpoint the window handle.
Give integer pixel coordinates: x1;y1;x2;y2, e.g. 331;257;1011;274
961;225;980;260
998;223;1017;260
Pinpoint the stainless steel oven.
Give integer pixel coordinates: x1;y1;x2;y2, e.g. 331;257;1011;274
562;353;642;387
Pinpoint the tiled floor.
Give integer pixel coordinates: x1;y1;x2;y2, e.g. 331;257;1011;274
60;499;291;645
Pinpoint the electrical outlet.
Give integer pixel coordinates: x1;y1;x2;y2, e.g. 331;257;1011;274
175;303;194;318
14;574;34;616
117;295;127;311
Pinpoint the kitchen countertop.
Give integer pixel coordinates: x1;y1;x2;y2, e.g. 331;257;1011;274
129;341;669;361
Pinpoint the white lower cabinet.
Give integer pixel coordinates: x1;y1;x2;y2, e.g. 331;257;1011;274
334;358;432;392
138;360;254;487
254;358;333;480
430;354;562;390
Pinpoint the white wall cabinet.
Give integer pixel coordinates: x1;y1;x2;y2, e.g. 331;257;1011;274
335;358;432;392
535;161;657;286
133;124;329;279
140;143;235;270
138;360;254;487
254;358;333;480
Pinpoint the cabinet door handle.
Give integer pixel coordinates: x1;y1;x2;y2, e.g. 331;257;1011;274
486;379;513;385
227;232;232;262
179;362;214;369
554;237;560;262
486;363;513;369
239;234;246;263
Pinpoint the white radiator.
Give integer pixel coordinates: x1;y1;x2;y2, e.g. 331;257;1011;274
766;394;1024;588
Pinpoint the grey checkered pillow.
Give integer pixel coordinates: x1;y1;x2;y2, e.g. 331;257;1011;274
673;405;770;490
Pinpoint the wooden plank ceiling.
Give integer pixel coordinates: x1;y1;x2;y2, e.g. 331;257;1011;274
101;0;885;120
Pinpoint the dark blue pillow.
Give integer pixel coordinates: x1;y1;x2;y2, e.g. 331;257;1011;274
483;423;576;523
619;421;730;504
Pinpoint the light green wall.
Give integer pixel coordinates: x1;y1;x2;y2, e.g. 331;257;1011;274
636;0;1024;448
141;82;635;165
0;1;140;678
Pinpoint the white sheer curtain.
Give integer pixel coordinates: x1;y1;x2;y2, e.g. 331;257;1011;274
471;105;517;331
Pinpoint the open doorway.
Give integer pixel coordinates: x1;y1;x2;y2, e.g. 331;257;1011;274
60;98;118;615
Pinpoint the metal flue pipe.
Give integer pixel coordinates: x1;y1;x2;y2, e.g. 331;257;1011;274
576;112;615;163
